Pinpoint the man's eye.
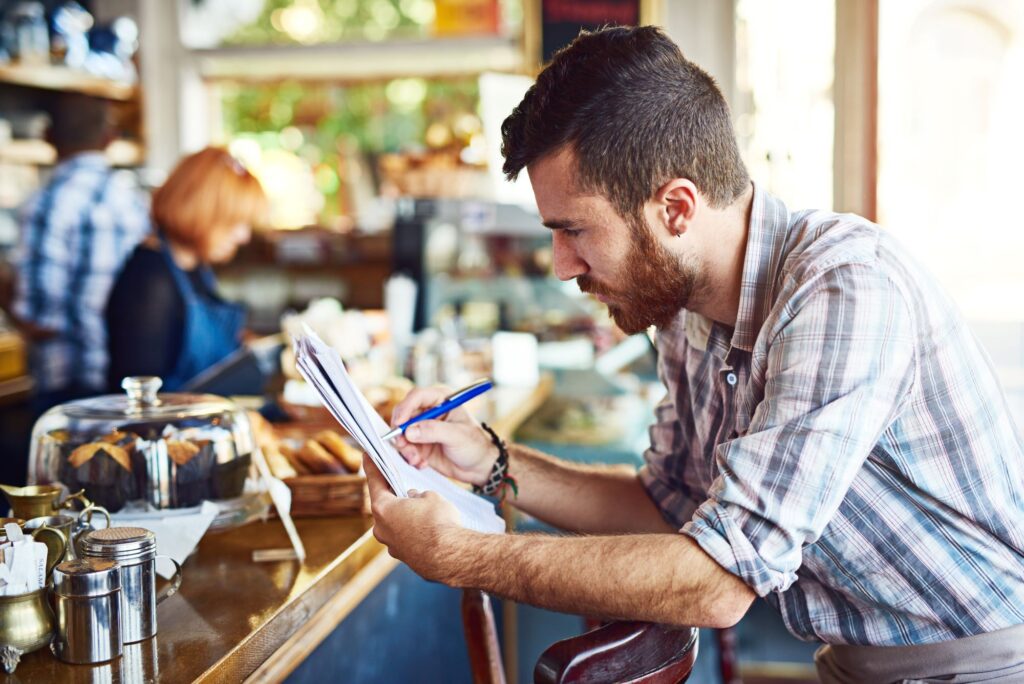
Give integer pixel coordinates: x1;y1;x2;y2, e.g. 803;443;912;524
563;229;581;237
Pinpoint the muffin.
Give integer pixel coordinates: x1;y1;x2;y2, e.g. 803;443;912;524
60;430;138;512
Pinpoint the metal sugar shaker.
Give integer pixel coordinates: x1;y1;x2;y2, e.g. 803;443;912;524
80;526;182;643
51;558;122;665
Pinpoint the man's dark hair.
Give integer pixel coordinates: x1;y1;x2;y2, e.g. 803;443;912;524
46;93;113;156
502;25;749;215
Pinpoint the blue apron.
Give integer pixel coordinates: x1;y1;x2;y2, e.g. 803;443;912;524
158;234;245;391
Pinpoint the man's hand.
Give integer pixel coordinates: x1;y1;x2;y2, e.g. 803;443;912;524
364;455;464;582
390;385;497;486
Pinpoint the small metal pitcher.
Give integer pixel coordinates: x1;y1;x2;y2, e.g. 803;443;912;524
25;504;110;564
0;588;55;673
0;484;87;521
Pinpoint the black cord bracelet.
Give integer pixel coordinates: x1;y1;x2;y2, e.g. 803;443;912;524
473;422;516;498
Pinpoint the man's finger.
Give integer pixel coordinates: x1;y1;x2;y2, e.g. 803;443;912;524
363;455;395;501
404;419;466;446
390;386;452;427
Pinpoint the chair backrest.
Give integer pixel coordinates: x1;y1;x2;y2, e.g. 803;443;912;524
534;620;698;684
462;588;507;684
462;589;697;684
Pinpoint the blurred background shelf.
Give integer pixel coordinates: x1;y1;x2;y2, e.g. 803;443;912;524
195;35;523;81
0;139;54;165
0;63;135;100
0;139;144;167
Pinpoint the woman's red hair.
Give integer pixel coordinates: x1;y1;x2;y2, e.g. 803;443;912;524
151;147;267;261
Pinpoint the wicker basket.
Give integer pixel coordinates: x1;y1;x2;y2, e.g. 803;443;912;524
283;473;369;517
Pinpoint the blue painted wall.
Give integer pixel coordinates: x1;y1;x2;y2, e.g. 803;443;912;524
286;563;501;683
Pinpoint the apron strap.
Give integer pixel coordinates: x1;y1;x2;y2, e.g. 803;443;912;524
156;231;209;305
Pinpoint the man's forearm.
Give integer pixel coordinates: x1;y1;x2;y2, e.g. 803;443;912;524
505;443;672;535
444;528;754;629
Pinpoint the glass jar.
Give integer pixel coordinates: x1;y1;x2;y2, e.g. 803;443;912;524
28;377;256;512
4;2;50;65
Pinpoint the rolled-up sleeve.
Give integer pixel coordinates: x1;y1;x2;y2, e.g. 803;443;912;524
682;264;917;596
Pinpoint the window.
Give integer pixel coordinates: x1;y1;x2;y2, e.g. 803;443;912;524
734;0;835;210
879;0;1024;319
878;0;1024;409
213;76;482;229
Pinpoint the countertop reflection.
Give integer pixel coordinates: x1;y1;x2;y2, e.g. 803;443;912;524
8;515;378;683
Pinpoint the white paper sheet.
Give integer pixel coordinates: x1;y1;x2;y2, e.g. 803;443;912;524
294;329;505;535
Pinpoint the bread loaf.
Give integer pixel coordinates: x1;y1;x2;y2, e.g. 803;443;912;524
298;439;347;474
313;430;363;473
280;444;311;475
263;444;298;479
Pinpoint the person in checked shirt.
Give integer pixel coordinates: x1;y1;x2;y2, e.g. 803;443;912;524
10;93;150;414
365;27;1024;682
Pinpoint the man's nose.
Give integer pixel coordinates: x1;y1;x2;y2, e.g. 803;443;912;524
552;232;588;281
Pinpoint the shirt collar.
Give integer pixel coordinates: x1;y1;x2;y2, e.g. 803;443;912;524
705;182;792;359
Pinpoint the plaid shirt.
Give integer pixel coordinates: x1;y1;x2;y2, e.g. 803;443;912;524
13;153;149;392
640;184;1024;646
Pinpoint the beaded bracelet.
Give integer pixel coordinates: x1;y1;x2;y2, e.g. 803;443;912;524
473;422;518;502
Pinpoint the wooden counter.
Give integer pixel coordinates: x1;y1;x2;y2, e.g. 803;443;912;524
7;378;552;683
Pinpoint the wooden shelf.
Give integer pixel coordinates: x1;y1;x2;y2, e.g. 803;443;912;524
195;35;523;81
0;139;55;165
0;63;135;101
0;139;144;167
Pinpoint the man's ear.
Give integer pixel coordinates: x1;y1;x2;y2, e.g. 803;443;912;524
652;179;698;238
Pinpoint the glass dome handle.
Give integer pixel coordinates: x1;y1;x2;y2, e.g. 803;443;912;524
121;376;163;410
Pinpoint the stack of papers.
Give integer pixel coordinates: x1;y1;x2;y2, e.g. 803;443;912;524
293;327;505;534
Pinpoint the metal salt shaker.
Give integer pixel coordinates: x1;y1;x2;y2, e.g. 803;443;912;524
80;527;182;643
51;558;122;664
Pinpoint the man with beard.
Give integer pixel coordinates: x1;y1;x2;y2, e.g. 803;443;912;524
366;26;1024;682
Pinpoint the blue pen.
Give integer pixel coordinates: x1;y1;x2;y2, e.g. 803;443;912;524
380;378;494;441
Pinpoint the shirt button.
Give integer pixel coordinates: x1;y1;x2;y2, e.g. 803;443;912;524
726;372;737;386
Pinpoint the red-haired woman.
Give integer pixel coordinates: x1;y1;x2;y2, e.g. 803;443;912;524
105;147;267;391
